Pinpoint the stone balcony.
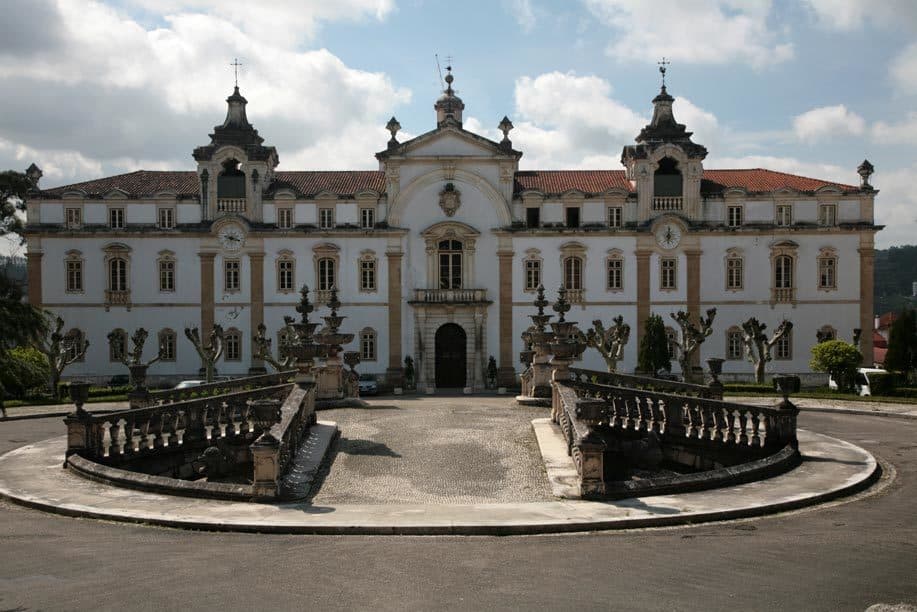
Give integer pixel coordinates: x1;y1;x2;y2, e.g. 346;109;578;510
410;288;490;304
772;287;796;304
104;289;131;311
652;196;683;211
217;198;247;213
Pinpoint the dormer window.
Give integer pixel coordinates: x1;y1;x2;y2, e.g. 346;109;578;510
109;207;125;229
319;207;334;229
526;208;540;228
217;159;246;213
565;207;580;228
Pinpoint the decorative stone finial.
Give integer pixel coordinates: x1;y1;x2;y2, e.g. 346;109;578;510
296;285;314;324
386;116;401;147
857;159;875;191
553;286;571;323
658;57;670;89
25;163;42;187
498;116;514;146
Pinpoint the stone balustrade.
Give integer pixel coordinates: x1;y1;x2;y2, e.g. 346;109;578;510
149;370;296;405
251;384;317;498
104;290;131;310
652;196;683;211
410;288;490;303
772;287;796;304
217;198;246;213
569;367;721;399
564;288;585;304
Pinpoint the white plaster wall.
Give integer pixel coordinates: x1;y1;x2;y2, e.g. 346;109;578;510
838;200;859;221
582;201;604;224
127;203;155;224
745;200;773;223
703;200;724;223
542;201;563;224
337;202;358;225
177;203;200;224
794;200;817;223
295;203;316;224
84;203;106;224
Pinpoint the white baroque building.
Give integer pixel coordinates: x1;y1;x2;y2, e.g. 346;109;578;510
24;69;881;388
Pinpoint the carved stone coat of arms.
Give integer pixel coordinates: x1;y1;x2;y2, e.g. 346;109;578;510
438;183;461;217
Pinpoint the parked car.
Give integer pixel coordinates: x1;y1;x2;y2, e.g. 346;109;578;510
358;374;378;396
828;368;888;396
173;380;206;390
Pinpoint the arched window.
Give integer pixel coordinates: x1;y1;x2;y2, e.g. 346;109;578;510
770;241;798;304
606;249;624;291
654;157;682;197
65;250;83;293
360;328;377;361
818;247;838;291
775;328;792;360
563;256;582;290
276;250;295;293
725;249;744;291
109;329;127;362
158;250;176;292
65;329;85;362
665;326;679;359
318;257;336;291
438;239;463;289
726;326;744;360
159;329;176;361
217;159;245;198
359;250;377;292
312;243;340;303
225;328;242;361
523;249;542;292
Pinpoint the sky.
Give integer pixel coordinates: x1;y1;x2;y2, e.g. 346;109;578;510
1;0;916;256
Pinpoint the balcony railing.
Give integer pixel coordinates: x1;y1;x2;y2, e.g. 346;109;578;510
772;287;795;304
411;288;489;303
314;289;333;304
217;198;247;213
565;288;585;304
104;289;131;310
652;196;683;211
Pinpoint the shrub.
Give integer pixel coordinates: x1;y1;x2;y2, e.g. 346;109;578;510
0;347;50;399
867;371;898;396
810;340;863;393
885;310;916;379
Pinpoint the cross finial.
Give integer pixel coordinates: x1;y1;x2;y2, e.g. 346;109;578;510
230;58;242;88
658;57;670;87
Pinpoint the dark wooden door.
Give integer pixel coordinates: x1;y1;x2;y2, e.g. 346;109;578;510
435;323;467;388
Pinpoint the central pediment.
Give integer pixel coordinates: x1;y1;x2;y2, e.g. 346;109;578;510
376;126;522;160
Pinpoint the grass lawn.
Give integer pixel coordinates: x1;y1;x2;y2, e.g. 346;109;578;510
724;387;917;405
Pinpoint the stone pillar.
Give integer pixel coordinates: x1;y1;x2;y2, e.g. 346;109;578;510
385;248;404;385
635;248;652;350
685;248;702;370
199;252;216;336
251;432;279;499
497;248;516;387
249;251;266;374
859;236;875;366
26;250;43;307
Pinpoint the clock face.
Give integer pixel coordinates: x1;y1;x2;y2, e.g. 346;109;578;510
218;225;245;252
655;223;682;249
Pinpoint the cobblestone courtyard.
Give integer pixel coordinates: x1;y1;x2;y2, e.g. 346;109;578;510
311;397;552;504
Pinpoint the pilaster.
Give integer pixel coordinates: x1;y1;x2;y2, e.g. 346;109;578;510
497;246;515;386
26;249;43;307
635;245;652;350
248;251;266;374
385;247;404;385
199;252;216;335
685;248;702;369
859;235;875;366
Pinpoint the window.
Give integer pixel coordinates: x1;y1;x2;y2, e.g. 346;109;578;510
109;258;128;291
109;208;125;229
771;241;798;304
158;207;175;229
726;255;744;291
277;257;295;292
318;257;336;291
727;328;744;360
224;259;240;292
524;258;541;292
819;203;837;227
607;206;623;228
360;207;375;230
563;256;582;290
360;257;376;292
776;204;792;226
319;207;334;229
109;329;127;362
665;327;679;359
565;207;580;228
438;239;463;289
159;329;176;361
775;329;792;360
660;257;677;290
158;253;175;292
65;329;85;362
774;256;793;289
525;208;540;228
360;329;377;360
277;208;293;229
65;207;82;229
727;205;743;227
606;255;623;291
65;252;83;293
225;329;241;361
818;250;837;290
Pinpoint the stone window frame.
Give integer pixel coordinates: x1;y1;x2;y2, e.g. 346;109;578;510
726;204;744;228
770;240;798;305
559;241;586;291
605;248;624;292
359;206;376;230
223;258;241;293
224;327;242;361
108;328;127;362
64;249;84;293
276;206;294;230
817;246;838;292
66;328;86;362
724;247;744;292
313;243;340;299
360;327;377;361
421;222;479;291
774;328;793;360
523;248;542;293
276;249;296;294
108;206;125;229
318;206;335;230
159;328;177;361
358;249;377;293
775;203;793;226
157;206;176;229
103;243;131;293
818;203;838;227
665;326;679;360
726;326;744;360
157;250;176;293
818;324;837;342
607;205;623;228
64;205;83;229
659;256;678;291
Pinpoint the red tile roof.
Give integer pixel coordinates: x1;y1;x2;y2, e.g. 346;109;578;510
37;167;859;199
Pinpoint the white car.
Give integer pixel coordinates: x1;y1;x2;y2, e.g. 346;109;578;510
828;368;888;396
173;380;206;390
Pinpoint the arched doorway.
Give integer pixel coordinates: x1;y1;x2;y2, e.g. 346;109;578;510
435;323;466;388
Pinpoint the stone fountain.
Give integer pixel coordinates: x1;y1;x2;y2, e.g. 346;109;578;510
285;285;328;387
515;285;556;407
548;287;587;424
315;287;356;401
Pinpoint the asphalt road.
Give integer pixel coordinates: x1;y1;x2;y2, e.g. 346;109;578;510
0;411;915;612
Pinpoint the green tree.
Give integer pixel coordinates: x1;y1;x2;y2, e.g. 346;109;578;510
0;347;50;399
810;340;863;393
638;314;671;376
884;309;917;380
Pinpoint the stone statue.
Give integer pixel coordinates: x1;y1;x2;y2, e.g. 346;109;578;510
486;356;498;388
586;315;631;372
253;323;296;371
404;356;415;389
741;318;793;384
670;308;717;384
184;325;224;383
36;315;89;397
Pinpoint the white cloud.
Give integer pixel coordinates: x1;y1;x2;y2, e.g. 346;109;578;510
803;0;917;31
0;137;103;183
505;0;536;31
871;164;917;248
891;42;917;95
871;113;917;144
584;0;793;69
792;105;865;142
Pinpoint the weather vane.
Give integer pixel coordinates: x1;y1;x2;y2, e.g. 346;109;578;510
230;58;242;88
658;57;670;87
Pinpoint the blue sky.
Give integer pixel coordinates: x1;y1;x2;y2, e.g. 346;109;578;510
1;0;915;253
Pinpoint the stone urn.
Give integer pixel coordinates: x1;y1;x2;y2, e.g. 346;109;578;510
343;351;361;373
128;363;149;393
68;381;92;416
249;398;282;435
706;358;724;384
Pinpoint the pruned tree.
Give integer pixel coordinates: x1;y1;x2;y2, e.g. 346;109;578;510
184;325;224;382
637;314;671;376
253;323;296;371
586;315;631;372
36;315;88;395
107;328;164;388
741;318;793;384
670;308;717;383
